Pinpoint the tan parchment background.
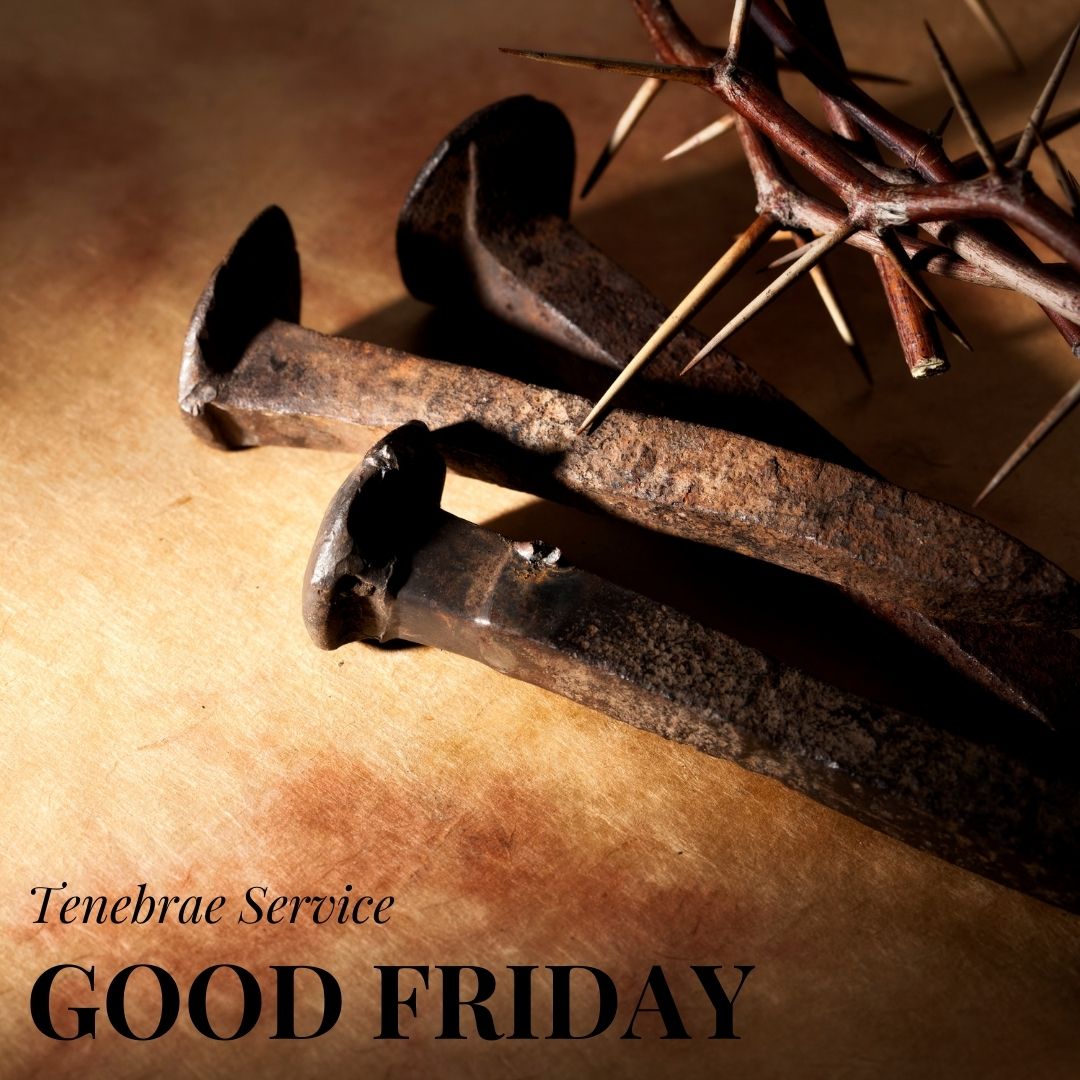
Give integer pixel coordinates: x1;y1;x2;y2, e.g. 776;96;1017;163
1;0;1078;1076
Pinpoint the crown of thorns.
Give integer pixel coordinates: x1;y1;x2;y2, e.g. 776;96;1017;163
507;0;1080;502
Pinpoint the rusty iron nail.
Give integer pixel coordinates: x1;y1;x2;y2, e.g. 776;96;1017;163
303;422;1080;914
396;95;867;472
179;206;1080;628
394;96;1080;720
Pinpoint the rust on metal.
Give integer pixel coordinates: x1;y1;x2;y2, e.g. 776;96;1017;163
393;97;1080;717
396;95;867;469
179;206;1080;628
303;423;1080;914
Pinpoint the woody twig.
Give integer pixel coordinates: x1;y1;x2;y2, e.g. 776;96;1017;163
506;0;1080;497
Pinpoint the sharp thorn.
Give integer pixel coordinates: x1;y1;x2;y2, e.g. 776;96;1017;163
941;318;974;352
925;21;1002;175
576;215;777;432
962;0;1025;74
765;244;812;270
1009;21;1080;170
974;376;1080;504
728;0;750;63
1037;130;1080;216
955;106;1080;174
662;114;736;161
933;106;955;139
1032;105;1080;144
805;255;874;385
581;78;666;198
845;66;910;87
682;223;856;375
500;48;713;86
1067;170;1080;218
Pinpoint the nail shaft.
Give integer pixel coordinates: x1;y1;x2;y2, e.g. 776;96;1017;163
305;424;1080;915
181;305;1080;628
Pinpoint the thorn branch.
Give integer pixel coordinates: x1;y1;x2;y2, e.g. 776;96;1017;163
534;0;1080;486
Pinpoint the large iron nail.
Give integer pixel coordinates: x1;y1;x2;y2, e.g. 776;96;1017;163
396;95;866;471
395;96;1080;723
179;206;1080;628
303;422;1080;914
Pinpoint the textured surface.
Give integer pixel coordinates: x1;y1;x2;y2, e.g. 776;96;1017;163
305;426;1080;910
183;302;1080;625
3;0;1080;1076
